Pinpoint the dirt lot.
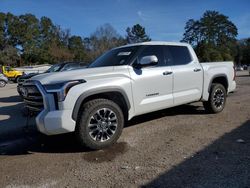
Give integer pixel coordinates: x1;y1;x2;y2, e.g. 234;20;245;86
0;71;250;188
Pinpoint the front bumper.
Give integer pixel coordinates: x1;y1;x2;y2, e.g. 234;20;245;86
229;80;237;93
23;80;76;135
17;85;22;95
36;109;76;135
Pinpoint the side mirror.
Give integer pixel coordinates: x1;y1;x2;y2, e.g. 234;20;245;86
139;55;158;67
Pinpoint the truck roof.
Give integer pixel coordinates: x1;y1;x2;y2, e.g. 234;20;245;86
117;41;190;49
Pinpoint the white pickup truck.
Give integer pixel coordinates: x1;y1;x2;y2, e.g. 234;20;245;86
21;42;236;149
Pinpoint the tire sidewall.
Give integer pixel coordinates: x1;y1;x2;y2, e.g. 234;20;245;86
210;84;227;113
15;76;20;83
77;99;124;149
0;80;6;87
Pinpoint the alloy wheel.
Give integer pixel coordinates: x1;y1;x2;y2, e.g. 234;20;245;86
88;108;118;142
212;88;225;109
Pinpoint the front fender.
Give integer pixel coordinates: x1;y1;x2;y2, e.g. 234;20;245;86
60;77;134;121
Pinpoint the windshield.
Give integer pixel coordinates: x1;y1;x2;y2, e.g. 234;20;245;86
45;64;63;73
60;63;80;72
89;46;140;68
5;67;14;71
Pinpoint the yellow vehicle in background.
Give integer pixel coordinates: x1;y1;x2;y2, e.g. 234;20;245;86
0;65;23;82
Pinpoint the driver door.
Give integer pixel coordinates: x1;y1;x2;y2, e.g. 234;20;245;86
128;45;174;116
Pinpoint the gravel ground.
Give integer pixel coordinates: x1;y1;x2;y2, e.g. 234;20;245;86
0;71;250;188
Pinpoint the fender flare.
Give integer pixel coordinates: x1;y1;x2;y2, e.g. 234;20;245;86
72;87;131;121
208;74;229;92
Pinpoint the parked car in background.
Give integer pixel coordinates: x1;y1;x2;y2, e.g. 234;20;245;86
0;65;23;82
16;64;51;74
236;66;244;71
17;62;86;96
0;73;8;87
242;65;248;70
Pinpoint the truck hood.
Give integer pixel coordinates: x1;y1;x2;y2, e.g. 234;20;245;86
30;67;114;85
21;72;40;79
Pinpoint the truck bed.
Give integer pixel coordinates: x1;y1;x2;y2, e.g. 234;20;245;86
201;61;236;100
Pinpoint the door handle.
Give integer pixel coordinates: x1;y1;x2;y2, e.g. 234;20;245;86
163;71;173;75
193;68;201;72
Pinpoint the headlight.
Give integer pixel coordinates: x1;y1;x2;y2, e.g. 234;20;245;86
44;79;85;102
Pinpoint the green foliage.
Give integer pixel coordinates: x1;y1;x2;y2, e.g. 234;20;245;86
0;45;19;65
0;13;134;66
239;38;250;65
0;13;153;66
1;11;247;66
0;12;76;65
0;13;6;50
68;35;86;61
126;24;151;44
0;13;150;64
182;10;238;62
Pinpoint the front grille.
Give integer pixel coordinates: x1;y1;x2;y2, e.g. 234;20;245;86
18;78;25;86
22;85;44;112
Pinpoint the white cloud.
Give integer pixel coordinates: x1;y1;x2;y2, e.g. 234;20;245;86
137;10;142;17
137;10;147;21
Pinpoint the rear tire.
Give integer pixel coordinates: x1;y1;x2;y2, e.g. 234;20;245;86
75;98;124;150
0;80;6;87
203;83;227;113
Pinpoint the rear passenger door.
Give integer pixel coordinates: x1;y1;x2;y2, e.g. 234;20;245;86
166;45;203;105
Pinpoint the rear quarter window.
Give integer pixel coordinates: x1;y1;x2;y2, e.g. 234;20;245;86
167;46;192;65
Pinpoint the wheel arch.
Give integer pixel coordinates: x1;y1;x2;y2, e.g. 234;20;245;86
0;79;7;83
208;74;229;93
72;88;131;122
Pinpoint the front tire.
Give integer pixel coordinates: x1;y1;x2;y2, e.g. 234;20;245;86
203;83;227;113
76;98;124;150
15;76;20;83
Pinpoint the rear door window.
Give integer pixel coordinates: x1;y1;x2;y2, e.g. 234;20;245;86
167;46;192;66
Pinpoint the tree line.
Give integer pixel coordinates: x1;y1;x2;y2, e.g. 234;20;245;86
0;11;249;66
0;12;150;66
182;10;250;65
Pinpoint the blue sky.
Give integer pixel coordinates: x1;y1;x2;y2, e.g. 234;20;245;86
0;0;249;41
